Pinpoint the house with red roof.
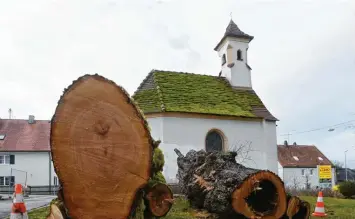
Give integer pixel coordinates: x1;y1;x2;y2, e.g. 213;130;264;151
132;20;279;182
0;116;58;189
277;141;336;189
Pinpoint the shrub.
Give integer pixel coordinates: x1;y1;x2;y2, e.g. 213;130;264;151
338;181;355;198
286;187;344;198
152;147;165;173
150;147;166;185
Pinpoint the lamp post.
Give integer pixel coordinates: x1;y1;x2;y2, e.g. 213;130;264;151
345;150;348;181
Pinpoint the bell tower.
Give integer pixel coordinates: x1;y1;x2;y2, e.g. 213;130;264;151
214;20;254;88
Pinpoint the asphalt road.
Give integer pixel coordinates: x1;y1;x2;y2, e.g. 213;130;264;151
0;195;56;218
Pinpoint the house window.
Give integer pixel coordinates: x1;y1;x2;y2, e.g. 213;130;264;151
310;169;314;176
237;50;243;61
0;155;15;165
301;169;305;176
0;134;5;140
0;176;15;186
205;130;224;152
221;54;226;65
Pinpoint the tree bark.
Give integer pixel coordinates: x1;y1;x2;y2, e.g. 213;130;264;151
50;74;154;219
175;149;287;218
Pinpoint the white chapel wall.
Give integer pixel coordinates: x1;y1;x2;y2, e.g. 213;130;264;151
147;116;278;183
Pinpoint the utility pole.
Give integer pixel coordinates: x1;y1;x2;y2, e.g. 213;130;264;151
286;131;294;143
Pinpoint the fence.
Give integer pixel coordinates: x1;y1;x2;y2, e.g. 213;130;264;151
0;185;60;195
0;184;182;196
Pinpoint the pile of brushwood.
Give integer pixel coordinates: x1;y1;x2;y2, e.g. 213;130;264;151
46;74;173;219
175;149;311;219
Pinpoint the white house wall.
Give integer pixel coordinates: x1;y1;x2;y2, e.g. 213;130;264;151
146;117;164;142
147;116;278;183
282;167;336;189
278;162;284;181
0;152;57;186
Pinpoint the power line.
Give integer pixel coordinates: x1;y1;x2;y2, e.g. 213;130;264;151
279;119;355;136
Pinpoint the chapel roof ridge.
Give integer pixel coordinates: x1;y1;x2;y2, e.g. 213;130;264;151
150;69;220;78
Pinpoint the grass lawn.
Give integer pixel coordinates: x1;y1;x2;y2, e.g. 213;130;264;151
26;196;355;219
300;196;355;219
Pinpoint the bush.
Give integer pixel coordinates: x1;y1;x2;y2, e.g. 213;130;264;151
338;181;355;198
152;147;165;173
148;148;167;187
286;187;344;198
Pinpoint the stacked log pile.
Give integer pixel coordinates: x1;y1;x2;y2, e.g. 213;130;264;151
47;74;173;219
175;149;311;219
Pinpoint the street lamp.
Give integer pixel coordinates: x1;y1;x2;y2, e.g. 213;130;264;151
345;150;348;181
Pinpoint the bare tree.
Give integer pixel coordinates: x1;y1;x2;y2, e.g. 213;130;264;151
304;174;311;189
230;140;259;167
332;160;343;169
291;176;301;190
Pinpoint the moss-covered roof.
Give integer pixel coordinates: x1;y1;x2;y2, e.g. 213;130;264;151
132;70;277;121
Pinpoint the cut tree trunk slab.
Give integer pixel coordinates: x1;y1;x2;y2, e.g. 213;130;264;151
280;195;311;219
285;196;301;219
293;200;311;219
47;204;65;219
145;183;174;217
50;74;154;219
175;149;287;218
231;170;287;218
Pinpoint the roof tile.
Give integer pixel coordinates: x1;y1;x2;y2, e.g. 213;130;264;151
278;145;333;167
133;70;277;121
0;119;50;151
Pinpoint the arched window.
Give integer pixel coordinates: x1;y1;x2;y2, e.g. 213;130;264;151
237;50;243;61
205;130;224;152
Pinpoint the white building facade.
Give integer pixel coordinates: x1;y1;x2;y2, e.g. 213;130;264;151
0;152;57;187
277;144;336;189
0;118;58;191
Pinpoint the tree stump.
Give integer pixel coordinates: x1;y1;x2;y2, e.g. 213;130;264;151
50;74;154;219
175;149;287;218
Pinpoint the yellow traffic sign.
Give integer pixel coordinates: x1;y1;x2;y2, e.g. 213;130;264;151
318;165;332;179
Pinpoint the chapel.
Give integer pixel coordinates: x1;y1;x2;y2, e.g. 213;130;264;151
133;20;278;182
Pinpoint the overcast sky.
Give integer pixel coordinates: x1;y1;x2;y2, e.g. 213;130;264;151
0;0;354;168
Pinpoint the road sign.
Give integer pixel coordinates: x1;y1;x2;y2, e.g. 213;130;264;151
318;165;332;179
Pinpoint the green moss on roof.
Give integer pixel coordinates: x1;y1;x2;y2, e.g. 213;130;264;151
132;88;161;113
133;70;268;118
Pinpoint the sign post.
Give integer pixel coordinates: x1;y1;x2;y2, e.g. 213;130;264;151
318;165;332;188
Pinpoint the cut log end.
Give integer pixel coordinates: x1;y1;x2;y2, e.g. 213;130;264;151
47;204;65;219
50;74;153;218
293;201;311;219
146;183;174;217
286;196;301;218
231;171;287;218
